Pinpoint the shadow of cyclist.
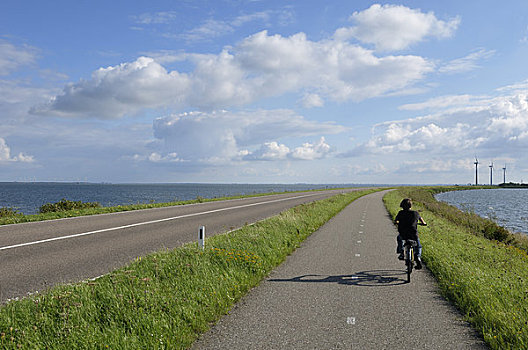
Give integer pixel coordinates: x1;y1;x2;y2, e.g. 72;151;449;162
268;270;408;287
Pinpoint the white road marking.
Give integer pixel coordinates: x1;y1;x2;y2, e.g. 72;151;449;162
0;193;321;252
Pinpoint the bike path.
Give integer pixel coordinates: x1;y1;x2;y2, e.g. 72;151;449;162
192;190;487;349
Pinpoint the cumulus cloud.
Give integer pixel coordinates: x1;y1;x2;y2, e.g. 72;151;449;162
35;27;434;119
131;152;185;163
245;141;290;161
151;110;344;163
335;4;460;51
346;92;528;158
0;39;38;76
290;137;331;160
243;137;332;161
32;57;191;118
0;138;34;163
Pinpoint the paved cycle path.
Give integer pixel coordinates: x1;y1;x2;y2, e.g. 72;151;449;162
193;190;487;349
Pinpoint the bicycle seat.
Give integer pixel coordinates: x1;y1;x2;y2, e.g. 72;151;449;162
403;240;418;247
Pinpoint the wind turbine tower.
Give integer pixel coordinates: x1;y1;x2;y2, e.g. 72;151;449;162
489;162;494;186
474;157;479;185
503;164;506;184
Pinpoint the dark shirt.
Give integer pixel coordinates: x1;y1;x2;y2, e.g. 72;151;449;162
395;209;421;240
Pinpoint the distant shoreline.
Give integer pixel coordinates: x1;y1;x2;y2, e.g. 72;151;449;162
498;183;528;188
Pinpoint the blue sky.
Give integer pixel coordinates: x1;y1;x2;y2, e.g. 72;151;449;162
1;1;528;184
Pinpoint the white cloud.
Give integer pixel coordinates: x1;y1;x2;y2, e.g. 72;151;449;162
291;137;331;160
35;29;434;119
178;19;235;42
0;137;34;163
300;93;324;108
348;92;528;158
131;11;178;25
166;10;274;42
232;11;272;27
364;120;482;153
151;110;344;163
488;94;528;136
335;4;460;51
147;152;184;163
0;39;38;76
245;141;290;160
243;137;332;161
497;79;528;92
398;94;478;111
32;57;192;119
439;48;495;74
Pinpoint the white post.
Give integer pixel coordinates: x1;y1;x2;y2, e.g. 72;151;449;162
199;226;205;249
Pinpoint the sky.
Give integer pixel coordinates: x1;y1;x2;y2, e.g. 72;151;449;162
1;0;528;184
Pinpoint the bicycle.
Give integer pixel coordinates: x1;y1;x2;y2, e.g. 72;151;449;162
402;223;426;283
403;239;418;283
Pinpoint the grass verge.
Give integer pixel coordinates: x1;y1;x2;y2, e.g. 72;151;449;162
0;189;378;349
384;188;528;349
0;187;361;226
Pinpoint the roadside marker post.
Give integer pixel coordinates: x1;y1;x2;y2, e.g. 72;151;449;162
199;226;205;249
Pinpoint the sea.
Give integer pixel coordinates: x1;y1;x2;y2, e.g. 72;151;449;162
0;182;362;215
435;188;528;235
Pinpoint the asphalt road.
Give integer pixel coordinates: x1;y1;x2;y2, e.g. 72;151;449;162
0;189;362;303
193;190;488;349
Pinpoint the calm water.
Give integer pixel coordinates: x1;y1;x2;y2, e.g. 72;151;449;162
0;182;357;215
435;189;528;235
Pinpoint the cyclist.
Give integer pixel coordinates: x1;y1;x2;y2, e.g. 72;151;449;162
394;198;426;269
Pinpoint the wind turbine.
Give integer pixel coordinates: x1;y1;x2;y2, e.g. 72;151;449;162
489;162;494;186
502;164;506;184
474;157;479;185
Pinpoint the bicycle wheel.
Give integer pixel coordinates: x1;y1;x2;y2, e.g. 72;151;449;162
406;246;413;283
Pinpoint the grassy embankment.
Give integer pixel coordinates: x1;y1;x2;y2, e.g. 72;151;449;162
384;187;528;349
0;188;379;349
0;188;355;226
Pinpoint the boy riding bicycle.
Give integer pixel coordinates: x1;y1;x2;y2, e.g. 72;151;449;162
394;198;427;269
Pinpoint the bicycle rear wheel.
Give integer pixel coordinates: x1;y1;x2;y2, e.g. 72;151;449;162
406;246;413;283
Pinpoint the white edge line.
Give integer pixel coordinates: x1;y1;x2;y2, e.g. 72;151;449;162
0;192;323;252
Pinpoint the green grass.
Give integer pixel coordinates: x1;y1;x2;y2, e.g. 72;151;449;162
38;198;101;214
0;189;378;349
384;188;528;349
0;187;362;226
